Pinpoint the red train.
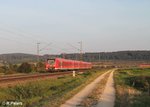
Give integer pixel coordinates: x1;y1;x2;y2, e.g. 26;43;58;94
139;64;150;68
45;58;92;71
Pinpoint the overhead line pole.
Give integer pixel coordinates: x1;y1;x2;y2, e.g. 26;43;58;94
37;42;40;62
67;42;83;61
78;41;83;61
39;43;52;52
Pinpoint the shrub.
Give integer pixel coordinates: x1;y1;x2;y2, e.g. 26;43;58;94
36;62;45;72
17;62;32;73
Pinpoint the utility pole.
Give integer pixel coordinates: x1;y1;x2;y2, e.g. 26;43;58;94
37;42;40;62
67;42;83;60
78;41;83;61
62;53;66;59
99;52;101;62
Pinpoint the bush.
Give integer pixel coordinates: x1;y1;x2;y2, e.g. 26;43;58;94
17;62;32;73
128;76;150;92
0;66;9;73
36;62;45;72
9;64;18;72
0;64;18;74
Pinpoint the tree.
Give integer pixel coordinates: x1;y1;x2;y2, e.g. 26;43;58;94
17;62;32;73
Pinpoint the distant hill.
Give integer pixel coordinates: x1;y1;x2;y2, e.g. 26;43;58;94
61;51;150;62
0;53;60;64
0;51;150;64
82;50;150;62
0;53;37;64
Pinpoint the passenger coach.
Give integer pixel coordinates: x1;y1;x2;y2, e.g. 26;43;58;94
45;58;92;71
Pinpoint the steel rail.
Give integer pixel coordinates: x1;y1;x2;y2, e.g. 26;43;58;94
0;72;72;83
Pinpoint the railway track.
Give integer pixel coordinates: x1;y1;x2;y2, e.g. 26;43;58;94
0;72;73;83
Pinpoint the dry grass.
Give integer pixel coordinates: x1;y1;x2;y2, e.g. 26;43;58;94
115;85;141;107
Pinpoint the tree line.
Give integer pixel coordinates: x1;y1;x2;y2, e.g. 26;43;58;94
0;62;45;74
0;51;150;64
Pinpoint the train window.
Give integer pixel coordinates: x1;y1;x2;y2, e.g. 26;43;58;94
47;59;55;65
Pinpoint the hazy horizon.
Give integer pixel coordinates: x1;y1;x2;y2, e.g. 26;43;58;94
0;0;150;55
0;50;150;56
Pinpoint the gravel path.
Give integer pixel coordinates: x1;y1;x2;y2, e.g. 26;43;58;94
96;70;115;107
60;70;112;107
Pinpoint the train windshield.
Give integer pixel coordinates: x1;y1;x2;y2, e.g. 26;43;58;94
47;59;55;65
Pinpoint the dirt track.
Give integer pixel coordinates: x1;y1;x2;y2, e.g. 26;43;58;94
60;69;114;107
96;70;115;107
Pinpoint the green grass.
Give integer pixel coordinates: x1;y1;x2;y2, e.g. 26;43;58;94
0;69;108;107
114;68;150;107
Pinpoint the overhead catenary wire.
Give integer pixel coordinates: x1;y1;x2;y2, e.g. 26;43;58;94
0;32;33;45
0;27;50;54
0;26;49;44
0;27;54;46
67;43;81;52
39;43;52;52
0;26;83;55
0;31;37;47
0;28;37;43
0;36;35;54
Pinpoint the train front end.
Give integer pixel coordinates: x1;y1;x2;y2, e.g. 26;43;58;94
45;59;55;71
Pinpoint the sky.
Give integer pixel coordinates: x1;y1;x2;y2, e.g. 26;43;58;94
0;0;150;55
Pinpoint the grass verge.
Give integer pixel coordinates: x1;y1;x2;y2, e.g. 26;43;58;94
114;68;150;107
0;69;109;107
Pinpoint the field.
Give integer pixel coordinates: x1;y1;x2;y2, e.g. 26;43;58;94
114;68;150;107
0;69;108;107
